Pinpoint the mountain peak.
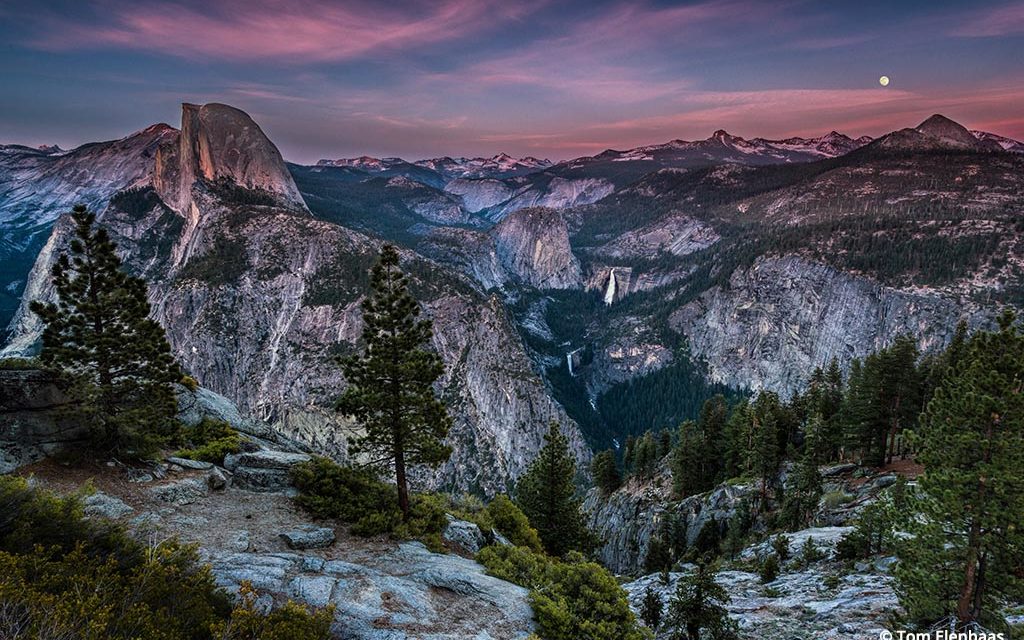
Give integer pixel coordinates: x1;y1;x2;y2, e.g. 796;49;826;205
916;114;970;138
913;113;1001;151
155;102;307;213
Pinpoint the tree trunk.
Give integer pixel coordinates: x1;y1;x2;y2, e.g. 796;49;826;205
957;521;981;623
395;446;410;521
958;417;996;623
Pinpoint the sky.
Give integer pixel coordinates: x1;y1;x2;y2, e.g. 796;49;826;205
1;0;1022;163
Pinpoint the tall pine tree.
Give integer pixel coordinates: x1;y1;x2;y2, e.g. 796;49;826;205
30;205;181;456
516;422;593;556
591;449;622;495
337;244;452;519
665;556;737;640
897;312;1024;628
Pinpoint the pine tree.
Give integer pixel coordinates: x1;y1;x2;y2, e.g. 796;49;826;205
30;205;181;456
672;420;705;498
623;435;637;473
780;412;824;531
633;431;660;479
336;244;452;519
640;586;663;631
666;556;737;640
698;394;729;482
896;311;1024;628
591;449;621;495
746;392;783;511
516;422;593;556
722;399;751;479
644;535;672;574
842;337;922;466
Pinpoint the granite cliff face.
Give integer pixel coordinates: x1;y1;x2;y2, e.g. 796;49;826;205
154;102;306;214
668;255;979;396
5;103;589;496
0;124;177;330
491;207;582;290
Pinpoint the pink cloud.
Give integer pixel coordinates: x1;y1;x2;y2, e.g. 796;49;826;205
29;0;543;62
951;2;1024;37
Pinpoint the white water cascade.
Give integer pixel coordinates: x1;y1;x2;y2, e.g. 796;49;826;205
603;269;616;306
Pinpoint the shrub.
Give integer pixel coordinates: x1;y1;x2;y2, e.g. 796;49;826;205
821;490;854;509
823;573;841;591
485;494;543;552
0;357;39;370
476;546;647;640
759;554;780;584
211;583;333;640
290;457;445;546
770;535;790;562
796;537;825;567
176;418;243;464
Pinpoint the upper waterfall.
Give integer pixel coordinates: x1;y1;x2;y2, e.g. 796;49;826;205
604;269;616;306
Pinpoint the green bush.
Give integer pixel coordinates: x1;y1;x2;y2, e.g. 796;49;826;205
770;535;790;562
0;357;39;370
476;545;648;640
290;457;446;547
796;537;825;567
212;583;333;640
176;418;243;464
486;494;543;552
759;554;780;584
0;476;330;640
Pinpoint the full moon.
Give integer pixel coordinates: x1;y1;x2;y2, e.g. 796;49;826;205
879;75;890;86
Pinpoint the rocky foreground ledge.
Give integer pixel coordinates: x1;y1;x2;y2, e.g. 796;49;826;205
18;452;535;640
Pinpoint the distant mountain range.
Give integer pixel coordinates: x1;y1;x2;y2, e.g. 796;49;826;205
2;106;1022;489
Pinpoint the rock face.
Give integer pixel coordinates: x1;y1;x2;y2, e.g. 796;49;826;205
669;255;978;396
154;102;306;214
0;367;87;472
0;124;176;330
491;207;582;289
225;451;312;492
584;470;753;575
210;542;535;639
624;564;899;639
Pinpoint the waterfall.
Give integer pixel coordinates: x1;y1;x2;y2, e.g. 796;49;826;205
566;352;574;377
603;269;616;306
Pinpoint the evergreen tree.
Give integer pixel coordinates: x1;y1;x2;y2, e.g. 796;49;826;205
672;420;705;498
896;312;1024;628
623;435;638;473
666;556;737;640
645;535;673;574
780;412;824;530
842;336;922;466
722;399;752;479
640;586;663;631
516;422;593;556
336;244;452;519
659;429;673;458
746;392;784;511
698;394;729;481
591;449;622;495
633;431;660;479
821;358;845;460
30;205;181;456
